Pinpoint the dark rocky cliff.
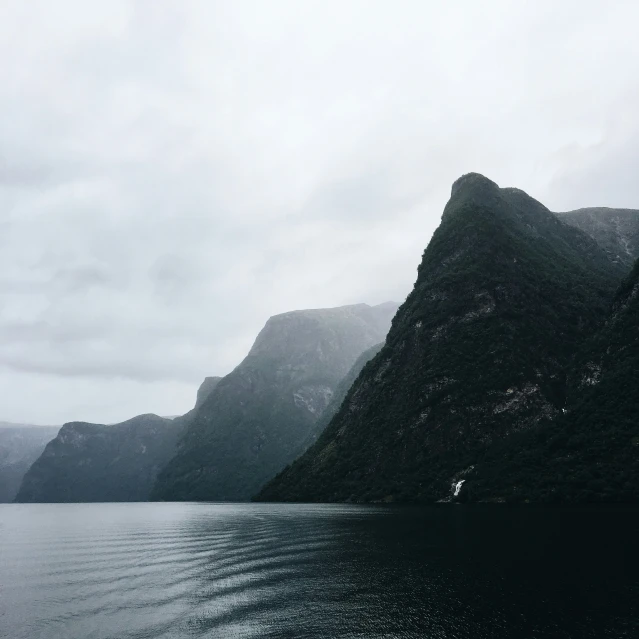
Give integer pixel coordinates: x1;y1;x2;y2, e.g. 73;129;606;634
257;174;627;503
469;258;639;502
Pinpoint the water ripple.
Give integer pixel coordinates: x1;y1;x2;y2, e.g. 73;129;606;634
1;503;638;639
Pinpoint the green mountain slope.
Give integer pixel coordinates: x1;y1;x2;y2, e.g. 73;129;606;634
152;303;397;502
15;414;180;502
256;173;626;503
468;259;639;502
14;377;221;503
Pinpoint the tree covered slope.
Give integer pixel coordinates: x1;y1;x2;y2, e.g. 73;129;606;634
469;258;639;502
152;303;397;502
257;173;627;503
14;377;221;503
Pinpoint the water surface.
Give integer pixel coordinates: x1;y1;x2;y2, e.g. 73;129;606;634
1;503;637;638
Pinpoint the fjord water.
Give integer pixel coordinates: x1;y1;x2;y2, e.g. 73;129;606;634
1;504;637;639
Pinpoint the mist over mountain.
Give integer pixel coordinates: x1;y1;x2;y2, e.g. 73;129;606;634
10;175;639;506
279;342;386;467
14;378;221;503
195;377;223;410
0;423;59;502
559;207;639;269
152;302;398;502
257;174;636;503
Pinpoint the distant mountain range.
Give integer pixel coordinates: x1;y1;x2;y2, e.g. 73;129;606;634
13;304;397;503
14;378;220;503
0;423;59;502
151;302;398;501
9;173;639;505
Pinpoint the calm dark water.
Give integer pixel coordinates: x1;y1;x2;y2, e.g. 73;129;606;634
0;503;638;639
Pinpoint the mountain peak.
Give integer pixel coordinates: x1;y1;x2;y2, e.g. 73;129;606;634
247;302;398;362
152;302;397;502
258;177;626;504
450;172;499;197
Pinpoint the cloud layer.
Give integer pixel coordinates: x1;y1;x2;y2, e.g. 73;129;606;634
1;1;638;424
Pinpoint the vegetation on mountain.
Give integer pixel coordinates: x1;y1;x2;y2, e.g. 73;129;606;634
14;377;221;503
195;377;223;410
12;174;639;506
15;414;182;502
257;174;632;504
152;304;397;502
466;258;639;502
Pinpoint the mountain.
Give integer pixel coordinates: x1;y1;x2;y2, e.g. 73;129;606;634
558;207;639;269
276;342;385;470
0;423;59;502
15;414;182;503
313;342;386;439
195;377;222;409
256;173;627;503
14;377;221;503
152;302;398;502
468;258;639;502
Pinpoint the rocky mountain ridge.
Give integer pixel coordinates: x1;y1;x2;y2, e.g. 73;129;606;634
10;173;639;505
257;173;635;503
558;207;639;268
14;377;221;503
152;302;398;502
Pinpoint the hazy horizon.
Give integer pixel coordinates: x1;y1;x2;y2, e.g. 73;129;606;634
2;1;639;424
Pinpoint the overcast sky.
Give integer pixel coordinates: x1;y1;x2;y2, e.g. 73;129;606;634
1;1;639;425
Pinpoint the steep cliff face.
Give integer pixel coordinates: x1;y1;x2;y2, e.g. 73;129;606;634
470;259;639;502
559;207;639;269
257;174;626;503
195;377;222;410
15;415;181;502
14;377;220;503
273;342;385;475
0;424;59;502
152;303;398;502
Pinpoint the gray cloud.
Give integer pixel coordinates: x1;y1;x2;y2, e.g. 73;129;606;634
1;0;638;424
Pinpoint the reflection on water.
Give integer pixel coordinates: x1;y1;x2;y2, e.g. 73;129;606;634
0;503;637;638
